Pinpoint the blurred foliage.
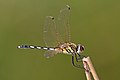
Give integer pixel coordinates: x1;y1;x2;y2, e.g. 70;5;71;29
0;0;120;80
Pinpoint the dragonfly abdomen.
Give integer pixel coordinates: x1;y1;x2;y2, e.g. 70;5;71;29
17;45;55;51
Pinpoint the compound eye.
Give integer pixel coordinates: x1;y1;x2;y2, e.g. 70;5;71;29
77;44;85;53
80;45;85;51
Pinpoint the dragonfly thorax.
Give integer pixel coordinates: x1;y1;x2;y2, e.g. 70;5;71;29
56;42;84;55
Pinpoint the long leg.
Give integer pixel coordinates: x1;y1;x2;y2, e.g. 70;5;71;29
77;53;86;61
72;55;85;69
75;53;79;62
72;56;80;68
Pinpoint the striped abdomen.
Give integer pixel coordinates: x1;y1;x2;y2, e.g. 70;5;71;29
17;45;55;51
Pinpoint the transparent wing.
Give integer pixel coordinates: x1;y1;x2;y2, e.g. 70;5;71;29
56;5;71;43
44;50;57;58
43;16;58;47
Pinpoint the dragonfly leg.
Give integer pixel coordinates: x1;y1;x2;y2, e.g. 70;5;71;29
72;56;79;67
71;56;84;68
75;53;79;62
77;53;86;61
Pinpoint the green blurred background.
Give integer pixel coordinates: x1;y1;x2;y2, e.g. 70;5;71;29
0;0;120;80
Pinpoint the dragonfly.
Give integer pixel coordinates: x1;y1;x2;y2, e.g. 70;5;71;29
17;5;85;68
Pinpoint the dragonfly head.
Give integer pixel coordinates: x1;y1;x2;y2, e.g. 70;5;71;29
76;44;85;54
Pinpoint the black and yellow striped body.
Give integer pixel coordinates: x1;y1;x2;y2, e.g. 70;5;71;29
57;42;77;55
17;42;84;56
17;42;77;55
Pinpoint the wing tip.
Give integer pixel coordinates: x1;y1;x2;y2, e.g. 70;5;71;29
66;5;70;10
46;16;54;20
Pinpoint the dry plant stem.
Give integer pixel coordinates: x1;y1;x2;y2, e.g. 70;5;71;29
83;60;92;80
82;57;99;80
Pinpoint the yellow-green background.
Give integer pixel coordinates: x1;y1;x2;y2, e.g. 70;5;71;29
0;0;120;80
